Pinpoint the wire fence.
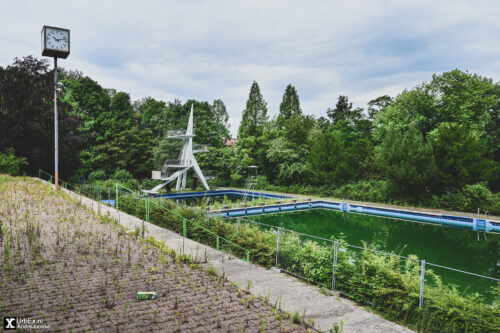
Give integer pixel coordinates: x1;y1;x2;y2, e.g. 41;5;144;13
38;170;499;308
38;170;250;263
227;216;500;307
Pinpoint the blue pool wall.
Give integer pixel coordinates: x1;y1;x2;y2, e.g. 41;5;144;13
102;190;290;207
211;201;500;233
153;189;291;200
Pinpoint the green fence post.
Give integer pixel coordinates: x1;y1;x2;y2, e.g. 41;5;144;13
146;198;149;223
332;240;339;291
183;219;187;238
50;175;52;184
38;169;41;179
216;236;220;251
246;251;250;263
115;184;119;212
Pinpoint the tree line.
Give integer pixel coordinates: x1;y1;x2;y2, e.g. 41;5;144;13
1;56;500;212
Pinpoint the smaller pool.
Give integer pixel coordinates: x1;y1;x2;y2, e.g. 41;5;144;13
153;189;291;201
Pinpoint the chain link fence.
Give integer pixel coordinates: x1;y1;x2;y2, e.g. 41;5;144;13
227;216;500;307
37;170;500;309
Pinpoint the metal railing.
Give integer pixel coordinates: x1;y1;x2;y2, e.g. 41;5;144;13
115;183;250;262
202;170;217;179
225;215;500;308
164;159;193;167
193;144;209;153
37;170;250;263
167;129;194;137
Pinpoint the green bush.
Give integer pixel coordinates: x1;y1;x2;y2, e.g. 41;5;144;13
0;148;27;176
112;169;133;182
88;170;106;182
334;180;389;203
489;193;500;216
432;183;495;214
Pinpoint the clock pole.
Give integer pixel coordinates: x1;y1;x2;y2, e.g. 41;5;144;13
41;25;69;194
54;57;58;193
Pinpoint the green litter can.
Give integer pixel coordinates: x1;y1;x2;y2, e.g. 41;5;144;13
137;292;157;300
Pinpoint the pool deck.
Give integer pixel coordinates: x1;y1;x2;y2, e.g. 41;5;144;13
56;182;413;333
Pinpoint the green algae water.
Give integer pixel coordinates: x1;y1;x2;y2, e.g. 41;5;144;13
242;209;500;301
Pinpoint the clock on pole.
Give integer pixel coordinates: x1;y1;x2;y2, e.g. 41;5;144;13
41;25;70;193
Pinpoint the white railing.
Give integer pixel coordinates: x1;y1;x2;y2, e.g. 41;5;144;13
202;170;217;179
167;129;194;137
193;144;209;153
164;159;192;167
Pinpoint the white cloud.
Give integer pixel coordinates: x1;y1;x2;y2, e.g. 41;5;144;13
1;0;500;136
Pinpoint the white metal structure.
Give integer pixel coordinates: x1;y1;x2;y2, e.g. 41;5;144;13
143;104;210;194
242;166;259;203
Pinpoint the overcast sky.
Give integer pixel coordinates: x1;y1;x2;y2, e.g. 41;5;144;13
2;0;500;135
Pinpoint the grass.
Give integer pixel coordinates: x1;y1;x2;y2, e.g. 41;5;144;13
0;175;314;332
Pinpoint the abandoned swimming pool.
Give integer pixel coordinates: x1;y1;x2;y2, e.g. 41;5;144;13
227;209;500;301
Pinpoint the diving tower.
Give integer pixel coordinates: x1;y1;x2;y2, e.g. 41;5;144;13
143;104;212;194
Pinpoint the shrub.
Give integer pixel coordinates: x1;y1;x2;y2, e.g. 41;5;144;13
0;148;28;176
88;170;106;183
112;169;133;182
333;180;389;203
488;193;500;216
432;183;495;213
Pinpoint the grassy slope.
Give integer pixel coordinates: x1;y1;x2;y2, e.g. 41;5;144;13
0;176;311;332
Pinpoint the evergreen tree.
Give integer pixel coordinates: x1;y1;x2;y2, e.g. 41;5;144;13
376;126;436;196
277;84;302;129
238;81;268;138
326;95;363;126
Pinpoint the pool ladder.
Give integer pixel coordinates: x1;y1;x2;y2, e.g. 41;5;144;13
242;176;258;204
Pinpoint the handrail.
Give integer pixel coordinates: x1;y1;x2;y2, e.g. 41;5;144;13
37;170;250;262
149;199;248;252
115;183;250;262
39;169;81;192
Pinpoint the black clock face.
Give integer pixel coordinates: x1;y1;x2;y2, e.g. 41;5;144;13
47;29;68;51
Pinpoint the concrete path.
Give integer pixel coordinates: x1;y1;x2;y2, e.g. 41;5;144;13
58;184;413;333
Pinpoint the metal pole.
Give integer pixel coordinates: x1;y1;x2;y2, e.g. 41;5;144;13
419;259;426;308
332;241;339;291
275;227;281;268
54;57;59;193
115;184;119;212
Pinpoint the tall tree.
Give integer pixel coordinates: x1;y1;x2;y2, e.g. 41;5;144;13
376;127;436;196
238;81;268;139
136;97;169;138
211;99;229;128
0;56;86;178
375;69;498;193
277;84;302;129
367;95;393;120
60;75;110;143
232;82;270;181
326;95;363;126
307;128;375;186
